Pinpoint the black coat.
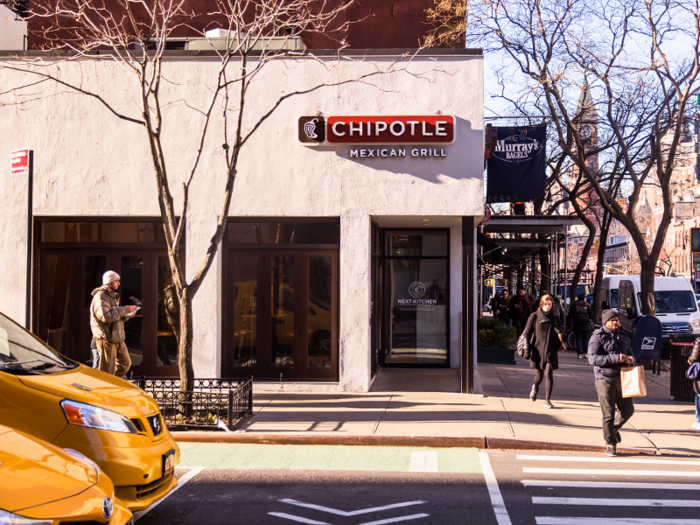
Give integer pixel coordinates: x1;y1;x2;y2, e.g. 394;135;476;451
688;338;700;394
508;294;532;321
522;309;562;370
587;327;630;382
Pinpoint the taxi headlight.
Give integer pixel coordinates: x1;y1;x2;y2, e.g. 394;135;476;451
0;509;52;525
60;400;138;434
692;318;700;328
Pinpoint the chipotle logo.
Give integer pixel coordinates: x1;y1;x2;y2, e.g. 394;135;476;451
298;115;455;145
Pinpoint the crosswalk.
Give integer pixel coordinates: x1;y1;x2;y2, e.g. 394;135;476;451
515;454;700;525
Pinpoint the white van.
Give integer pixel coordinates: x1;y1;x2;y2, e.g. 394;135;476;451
618;276;700;343
600;275;639;311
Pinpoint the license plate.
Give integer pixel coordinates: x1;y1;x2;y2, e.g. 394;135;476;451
162;449;176;477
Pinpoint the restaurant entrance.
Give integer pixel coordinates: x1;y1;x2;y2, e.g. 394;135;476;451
377;229;450;367
34;219;184;376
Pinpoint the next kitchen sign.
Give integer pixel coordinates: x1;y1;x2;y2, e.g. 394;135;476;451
298;115;455;145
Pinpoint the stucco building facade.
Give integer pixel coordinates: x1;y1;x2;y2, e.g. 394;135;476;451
0;48;484;392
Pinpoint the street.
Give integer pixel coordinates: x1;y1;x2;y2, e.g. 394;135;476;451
135;445;700;525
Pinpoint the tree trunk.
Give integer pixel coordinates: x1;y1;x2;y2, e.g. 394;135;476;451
592;214;612;322
569;229;595;304
640;259;657;315
178;288;195;415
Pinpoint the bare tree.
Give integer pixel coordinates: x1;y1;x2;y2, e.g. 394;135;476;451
3;0;422;395
462;0;700;315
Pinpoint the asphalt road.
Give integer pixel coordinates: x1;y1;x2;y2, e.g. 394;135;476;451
135;446;700;525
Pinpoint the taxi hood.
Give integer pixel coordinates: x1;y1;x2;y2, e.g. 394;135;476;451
18;365;159;418
0;426;98;513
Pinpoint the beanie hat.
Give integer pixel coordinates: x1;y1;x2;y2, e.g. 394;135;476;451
601;309;619;325
103;271;120;285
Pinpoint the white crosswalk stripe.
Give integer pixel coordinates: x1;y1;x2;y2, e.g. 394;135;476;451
516;454;700;524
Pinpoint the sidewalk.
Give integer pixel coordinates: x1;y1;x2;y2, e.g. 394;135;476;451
173;351;700;456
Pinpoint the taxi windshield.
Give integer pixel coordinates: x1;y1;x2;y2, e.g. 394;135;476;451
0;313;77;375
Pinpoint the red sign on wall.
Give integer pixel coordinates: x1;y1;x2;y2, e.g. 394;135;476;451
11;149;29;176
299;116;455;145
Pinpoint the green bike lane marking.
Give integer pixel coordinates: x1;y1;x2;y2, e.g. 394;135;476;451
177;443;482;474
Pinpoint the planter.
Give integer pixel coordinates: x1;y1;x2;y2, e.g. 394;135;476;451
477;345;516;365
131;377;253;431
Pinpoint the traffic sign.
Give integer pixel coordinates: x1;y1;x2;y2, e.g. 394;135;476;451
11;149;29;176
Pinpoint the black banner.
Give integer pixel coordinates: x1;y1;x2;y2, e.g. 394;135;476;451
486;126;546;204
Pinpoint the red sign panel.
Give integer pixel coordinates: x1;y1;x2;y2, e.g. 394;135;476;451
395;235;409;243
11;149;29;176
325;115;455;145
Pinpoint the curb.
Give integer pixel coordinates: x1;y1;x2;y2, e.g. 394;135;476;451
171;432;684;456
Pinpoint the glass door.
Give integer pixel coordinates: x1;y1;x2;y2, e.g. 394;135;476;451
383;230;450;367
226;250;339;380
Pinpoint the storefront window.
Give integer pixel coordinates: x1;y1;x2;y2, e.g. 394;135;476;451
157;256;179;367
228;221;339;245
44;255;71;358
120;256;143;366
385;231;448;257
232;256;258;367
41;222;167;244
271;256;295;367
308;257;332;368
83;256;106;365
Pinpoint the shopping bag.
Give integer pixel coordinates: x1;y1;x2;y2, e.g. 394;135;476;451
621;365;647;398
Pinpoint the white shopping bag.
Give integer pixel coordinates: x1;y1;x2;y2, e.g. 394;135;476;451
621;365;647;398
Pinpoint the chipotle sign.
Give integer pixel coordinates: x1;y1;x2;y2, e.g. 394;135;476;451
299;115;455;145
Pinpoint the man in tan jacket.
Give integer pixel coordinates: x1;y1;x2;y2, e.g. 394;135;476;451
90;271;137;377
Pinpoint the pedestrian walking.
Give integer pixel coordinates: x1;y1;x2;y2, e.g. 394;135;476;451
522;293;564;409
587;309;635;457
90;271;137;377
569;294;594;359
493;289;511;327
687;337;700;430
508;287;532;336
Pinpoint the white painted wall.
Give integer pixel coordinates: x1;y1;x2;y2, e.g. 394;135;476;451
0;52;483;392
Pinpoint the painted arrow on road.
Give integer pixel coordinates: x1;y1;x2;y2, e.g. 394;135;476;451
269;498;429;525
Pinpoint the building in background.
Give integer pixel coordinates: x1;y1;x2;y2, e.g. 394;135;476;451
0;5;27;50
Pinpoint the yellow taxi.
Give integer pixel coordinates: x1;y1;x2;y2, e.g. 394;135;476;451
0;311;180;512
0;424;133;525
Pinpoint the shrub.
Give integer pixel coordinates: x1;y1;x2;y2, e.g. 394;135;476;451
477;318;517;349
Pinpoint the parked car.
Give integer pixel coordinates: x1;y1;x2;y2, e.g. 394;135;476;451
0;311;180;512
0;423;133;525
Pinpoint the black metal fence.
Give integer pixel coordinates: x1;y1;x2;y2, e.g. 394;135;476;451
131;377;253;430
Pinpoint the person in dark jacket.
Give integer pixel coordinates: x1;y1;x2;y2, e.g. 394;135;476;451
508;287;532;336
492;289;511;327
687;338;700;430
569;294;594;359
587;309;635;457
522;293;564;409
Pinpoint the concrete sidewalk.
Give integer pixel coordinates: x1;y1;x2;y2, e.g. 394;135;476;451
173;351;700;456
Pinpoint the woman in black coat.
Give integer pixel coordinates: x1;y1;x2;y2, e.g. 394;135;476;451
522;293;565;409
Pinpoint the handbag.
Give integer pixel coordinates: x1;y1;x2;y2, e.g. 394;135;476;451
621;365;647;398
516;332;529;357
686;363;700;381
